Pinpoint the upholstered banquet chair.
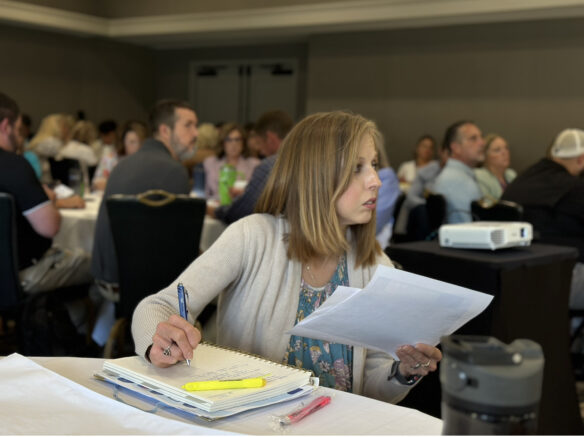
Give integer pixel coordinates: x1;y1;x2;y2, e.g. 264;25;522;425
0;193;25;352
104;190;206;357
0;193;92;356
401;192;446;242
48;157;96;192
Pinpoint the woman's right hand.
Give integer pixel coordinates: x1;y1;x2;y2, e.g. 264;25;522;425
149;314;202;367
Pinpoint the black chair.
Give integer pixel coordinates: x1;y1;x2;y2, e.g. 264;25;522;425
48;157;80;186
104;190;207;357
0;193;25;353
426;193;446;235
0;193;92;356
405;193;446;241
0;193;24;312
471;199;523;222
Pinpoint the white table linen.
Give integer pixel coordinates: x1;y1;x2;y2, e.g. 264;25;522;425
5;355;443;435
53;192;226;254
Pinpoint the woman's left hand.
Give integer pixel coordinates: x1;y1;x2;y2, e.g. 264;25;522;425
396;343;443;378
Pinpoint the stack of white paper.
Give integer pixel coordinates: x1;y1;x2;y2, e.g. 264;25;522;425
101;343;315;416
288;265;493;358
0;354;230;434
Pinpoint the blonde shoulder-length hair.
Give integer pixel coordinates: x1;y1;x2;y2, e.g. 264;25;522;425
28;113;66;150
256;110;383;268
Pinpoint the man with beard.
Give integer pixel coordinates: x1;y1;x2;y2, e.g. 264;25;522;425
91;100;197;298
0;92;92;293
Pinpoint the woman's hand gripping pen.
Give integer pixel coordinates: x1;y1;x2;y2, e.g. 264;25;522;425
149;314;201;368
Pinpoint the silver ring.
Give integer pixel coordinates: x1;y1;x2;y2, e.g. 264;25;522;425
421;360;431;368
412;362;421;369
163;345;172;356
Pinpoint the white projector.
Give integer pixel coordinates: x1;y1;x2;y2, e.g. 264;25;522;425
439;221;533;250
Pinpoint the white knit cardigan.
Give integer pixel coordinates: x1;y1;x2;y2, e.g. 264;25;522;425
132;214;414;403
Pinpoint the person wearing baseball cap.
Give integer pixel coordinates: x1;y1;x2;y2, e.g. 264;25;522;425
503;128;584;310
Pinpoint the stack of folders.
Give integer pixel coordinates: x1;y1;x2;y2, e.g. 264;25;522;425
95;343;316;420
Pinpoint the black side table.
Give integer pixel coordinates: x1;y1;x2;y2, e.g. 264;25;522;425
387;241;582;435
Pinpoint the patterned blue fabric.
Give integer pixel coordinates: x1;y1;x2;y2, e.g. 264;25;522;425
283;255;353;391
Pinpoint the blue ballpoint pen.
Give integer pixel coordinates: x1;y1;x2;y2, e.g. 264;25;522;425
177;282;191;366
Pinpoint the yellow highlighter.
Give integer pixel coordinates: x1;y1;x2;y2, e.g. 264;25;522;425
182;377;266;391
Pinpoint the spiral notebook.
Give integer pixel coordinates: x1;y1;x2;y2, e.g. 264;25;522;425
100;343;315;414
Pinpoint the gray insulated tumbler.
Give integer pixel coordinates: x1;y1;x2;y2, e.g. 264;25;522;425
440;335;544;435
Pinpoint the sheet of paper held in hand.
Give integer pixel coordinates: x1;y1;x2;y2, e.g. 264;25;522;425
288;265;493;359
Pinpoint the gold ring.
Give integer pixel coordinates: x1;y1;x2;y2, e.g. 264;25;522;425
421;360;431;367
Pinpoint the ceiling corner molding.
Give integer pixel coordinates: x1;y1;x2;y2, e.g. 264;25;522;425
105;0;584;44
0;0;107;36
2;0;584;48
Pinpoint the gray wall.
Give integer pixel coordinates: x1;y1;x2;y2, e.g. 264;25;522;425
154;44;308;121
307;18;584;172
0;24;154;130
5;14;584;174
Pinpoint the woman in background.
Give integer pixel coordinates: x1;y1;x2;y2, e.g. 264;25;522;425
475;134;516;201
181;122;219;178
132;111;441;404
57;120;98;167
28;113;71;183
203;122;260;200
397;135;437;186
92;120;148;191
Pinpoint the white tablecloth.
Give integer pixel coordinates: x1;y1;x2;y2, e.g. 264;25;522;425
2;355;443;435
53;193;226;254
53;193;102;253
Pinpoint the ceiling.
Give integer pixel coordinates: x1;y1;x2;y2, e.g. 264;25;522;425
3;0;584;48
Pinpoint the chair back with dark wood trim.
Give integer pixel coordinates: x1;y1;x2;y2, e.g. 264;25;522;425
106;190;206;320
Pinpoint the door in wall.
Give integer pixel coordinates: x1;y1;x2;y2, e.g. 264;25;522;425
189;59;299;125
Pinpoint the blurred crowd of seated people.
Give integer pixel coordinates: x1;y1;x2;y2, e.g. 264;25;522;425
7;93;584;359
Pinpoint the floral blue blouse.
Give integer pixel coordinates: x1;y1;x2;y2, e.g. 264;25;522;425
283;255;353;391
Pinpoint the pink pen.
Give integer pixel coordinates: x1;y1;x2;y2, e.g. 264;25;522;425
281;395;332;425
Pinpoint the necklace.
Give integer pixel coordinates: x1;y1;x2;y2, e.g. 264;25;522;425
304;264;317;283
304;256;339;285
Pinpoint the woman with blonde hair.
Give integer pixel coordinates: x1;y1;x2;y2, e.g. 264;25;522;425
28;113;70;183
132;111;441;402
181;122;219;176
57;120;98;167
475;133;516;201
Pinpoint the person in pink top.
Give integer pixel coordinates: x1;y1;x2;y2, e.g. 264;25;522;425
203;122;260;200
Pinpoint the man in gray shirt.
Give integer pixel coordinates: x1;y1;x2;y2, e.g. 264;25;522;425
433;120;485;223
91;100;198;294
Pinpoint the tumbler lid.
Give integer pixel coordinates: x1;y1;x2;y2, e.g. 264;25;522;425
440;336;544;409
